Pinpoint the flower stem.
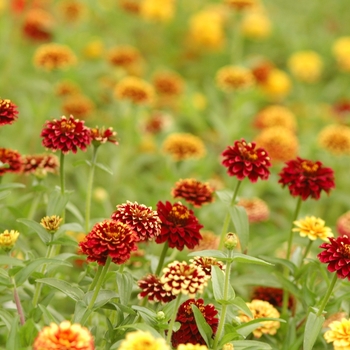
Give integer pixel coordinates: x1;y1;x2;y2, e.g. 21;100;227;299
218;180;242;250
59;151;65;196
88;264;103;292
85;145;99;233
166;294;182;345
155;242;169;276
316;273;338;317
302;240;313;262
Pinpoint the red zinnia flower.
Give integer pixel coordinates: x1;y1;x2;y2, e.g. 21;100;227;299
221;139;271;182
278;157;335;200
155;201;203;250
91;126;119;146
318;235;350;280
79;219;138;265
111;201;161;242
22;154;59;176
41;115;91;154
252;286;295;311
0;148;22;176
137;274;176;303
0;99;19;126
171;298;219;348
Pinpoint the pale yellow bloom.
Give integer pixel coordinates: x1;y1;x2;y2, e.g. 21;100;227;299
118;330;170;350
140;0;175;22
333;37;350;72
293;216;333;241
324;318;350;350
83;38;104;59
177;344;208;350
241;11;271;39
216;65;255;92
0;230;20;251
318;124;350;155
261;69;291;100
288;51;323;83
40;215;63;233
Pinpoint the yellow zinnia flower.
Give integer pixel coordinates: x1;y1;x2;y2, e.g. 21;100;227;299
293;216;333;241
324;318;350;350
0;230;20;252
118;330;170;350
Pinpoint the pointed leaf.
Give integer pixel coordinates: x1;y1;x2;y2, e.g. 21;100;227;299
0;183;25;191
188;250;227;260
116;270;134;305
231;296;253;318
211;265;235;304
17;218;52;244
258;255;296;274
84;289;119;309
303;310;324;350
46;188;71;216
192;304;213;347
0;256;24;267
6;316;19;349
231;252;273;266
232;340;273;349
216;189;234;206
228;205;249;252
95;162;113;175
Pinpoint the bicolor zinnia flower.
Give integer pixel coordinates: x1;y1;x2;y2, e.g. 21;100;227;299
155;201;203;250
237;197;270;223
0;230;20;252
90;126;119;146
288;51;323;83
171;298;218;348
22;154;59;176
177;345;208;350
216;65;255;92
318;235;350;280
337;211;350;237
33;43;77;71
252;286;295;310
318;124;350;155
111;201;161;242
278;157;335;200
171;178;214;207
162;133;206;161
293;216;333;241
79;219;138;265
0;99;19;126
40;215;62;233
118;330;170;350
324;318;350;350
239;299;280;338
161;261;209;297
137;273;176;303
0;148;22;176
221;139;271;182
62;94;95;119
41;115;91;154
189;256;225;276
33;321;94;350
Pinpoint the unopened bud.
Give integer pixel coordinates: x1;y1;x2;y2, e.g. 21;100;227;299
223;343;234;350
156;311;165;321
224;232;238;250
40;215;62;233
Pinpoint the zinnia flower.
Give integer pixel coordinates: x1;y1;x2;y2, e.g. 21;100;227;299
137;273;176;303
56;80;81;97
79;219;138;265
22;8;54;42
40;215;63;233
41;115;91;154
171;178;214;207
324;318;350;350
261;68;291;100
239;299;280;338
62;94;95;119
140;0;176;22
0;98;19;126
278;157;335;200
189;256;225;276
155;201;203;250
58;0;87;22
118;330;170;350
22;154;59;176
90;126;119;146
216;65;255;92
177;345;208;350
107;45;142;71
0;230;20;252
332;36;350;72
293;216;333;241
118;0;141;14
237;197;270;223
111;201;161;242
189;230;219;251
225;0;257;11
337;211;350;237
241;11;272;40
318;235;350;280
0;148;22;176
152;71;184;97
221;139;271;182
288;51;323;83
318;124;350;155
171;298;218;348
33;321;94;350
252;286;295;310
161;261;209;297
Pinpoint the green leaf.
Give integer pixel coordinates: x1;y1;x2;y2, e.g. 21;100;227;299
6;316;19;349
19;318;37;346
17;218;52;244
36;277;84;301
66;202;84;223
73;300;90;324
95;162;113;175
232;340;273;349
231;252;273;266
118;323;163;339
188;250;227;260
0;183;25;191
192;304;213;347
55;223;85;238
303;310;324;350
0;190;11;200
211;265;235;304
216;189;234;206
236;317;286;337
84;290;119;309
0;309;13;330
0;256;24;267
258;255;296;274
132;306;157;325
38;304;61;324
231;296;253;318
46;188;71;216
116;270;134;305
228;205;249;252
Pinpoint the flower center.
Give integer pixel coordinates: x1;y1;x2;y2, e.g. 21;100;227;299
238;142;258;161
185;301;205;315
169;204;190;225
340;242;350;259
301;160;319;174
60;120;75;132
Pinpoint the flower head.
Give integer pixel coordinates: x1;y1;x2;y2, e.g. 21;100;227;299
111;201;161;242
33;321;94;350
293;216;333;241
41;115;91;154
261;68;291;100
241;11;272;40
333;36;350;72
40;215;63;233
0;99;19;126
118;0;141;14
0;230;20;252
22;154;59;177
22;8;54;42
171;178;214;207
177;345;208;350
278;157;335;200
152;71;184;97
155;201;203;250
237;197;270;223
90;126;119;146
239;299;280;338
189;230;219;251
171;298;218;348
324;318;350;350
140;0;176;22
58;0;87;22
0;148;22;176
318;235;350;280
225;0;258;11
221;139;271;182
118;330;170;350
62;94;95;119
162;133;206;161
107;45;142;71
216;65;255;92
34;43;77;71
252;286;295;310
79;219;138;265
288;51;323;83
337;211;350;237
137;273;176;303
56;80;81;97
318;124;350;155
161;261;209;297
189;256;225;277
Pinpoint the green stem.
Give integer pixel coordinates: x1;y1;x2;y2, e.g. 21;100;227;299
88;264;103;292
302;240;313;262
59;151;65;196
316;273;338;317
155;242;169;276
166;294;182;345
218;180;242;250
12;277;25;326
85;146;99;233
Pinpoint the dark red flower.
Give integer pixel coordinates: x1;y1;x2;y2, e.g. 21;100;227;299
79;219;138;265
22;8;54;42
91;126;119;146
41;115;91;154
0;99;19;126
252;286;295;311
155;201;203;250
171;298;219;348
22;154;59;176
318;235;350;280
221;139;271;182
137;274;176;303
111;201;161;242
278;157;335;200
171;178;214;208
0;148;22;176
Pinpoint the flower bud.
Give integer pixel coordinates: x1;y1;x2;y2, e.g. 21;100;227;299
224;232;238;250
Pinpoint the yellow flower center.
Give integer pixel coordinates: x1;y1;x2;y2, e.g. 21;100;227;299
301;160;319;174
61;119;75;132
238;141;258;161
340;243;350;258
169;204;190;224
